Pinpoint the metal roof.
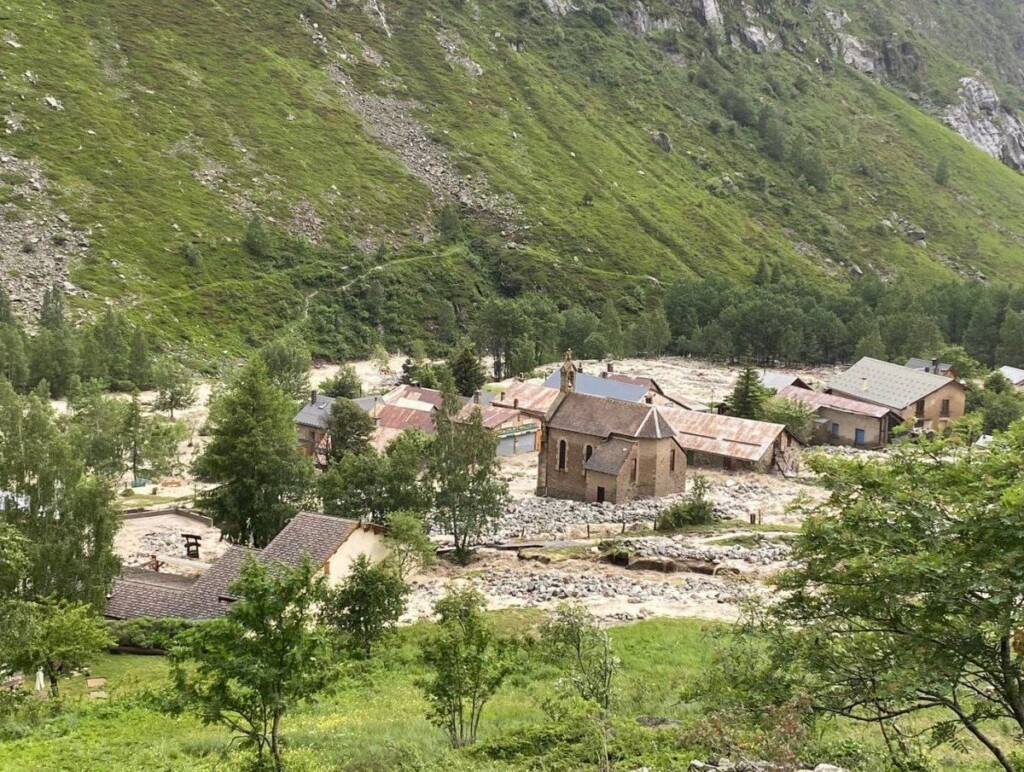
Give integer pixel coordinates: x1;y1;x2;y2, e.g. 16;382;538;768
295;395;336;430
828;357;960;410
905;357;955;375
547;392;675;440
778;385;895;419
494;381;561;416
659;408;791;463
542;370;648;402
999;365;1024;385
760;371;811;391
584;438;636;475
372;403;438;433
383;384;446;409
456;402;524;429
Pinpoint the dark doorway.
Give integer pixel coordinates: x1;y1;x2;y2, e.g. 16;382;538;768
596;486;606;503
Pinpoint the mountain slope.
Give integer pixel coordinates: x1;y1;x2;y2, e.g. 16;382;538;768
2;0;1024;355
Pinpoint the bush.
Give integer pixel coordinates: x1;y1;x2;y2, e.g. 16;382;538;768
590;4;613;29
181;243;202;268
656;476;713;529
108;617;194;651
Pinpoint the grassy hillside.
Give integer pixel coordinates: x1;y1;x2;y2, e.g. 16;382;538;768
2;0;1024;356
0;614;1009;771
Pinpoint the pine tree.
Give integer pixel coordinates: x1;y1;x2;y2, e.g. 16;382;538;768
997;310;1024;367
853;325;888;361
448;342;486;397
129;327;151;389
152;358;197;419
325;398;375;465
193;359;313;547
728;366;768;419
753;256;770;285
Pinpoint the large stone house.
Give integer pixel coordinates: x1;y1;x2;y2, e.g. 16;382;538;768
105;513;388;621
827;357;966;431
536;356;686;504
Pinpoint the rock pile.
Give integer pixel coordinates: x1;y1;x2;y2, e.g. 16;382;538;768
0;150;88;322
453;567;750;607
323;63;521;231
690;761;845;772
496;496;681;539
618;535;791;567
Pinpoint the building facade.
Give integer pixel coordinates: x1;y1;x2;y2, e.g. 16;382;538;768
536;354;686;504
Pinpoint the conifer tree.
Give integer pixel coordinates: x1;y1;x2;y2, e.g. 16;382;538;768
448;342;486;397
727;366;768;419
193;359;313;547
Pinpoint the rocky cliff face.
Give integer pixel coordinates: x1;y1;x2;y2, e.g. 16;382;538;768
945;76;1024;172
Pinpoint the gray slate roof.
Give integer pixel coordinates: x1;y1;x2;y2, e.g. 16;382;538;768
543;370;648;402
905;357;955;375
106;515;370;621
296;395;336;430
584;438;636;475
828;357;957;410
759;371;810;391
261;512;359;568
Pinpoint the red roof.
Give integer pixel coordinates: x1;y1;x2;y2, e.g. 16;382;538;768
373;403;437;433
456;402;524;429
779;385;893;419
494;381;561;416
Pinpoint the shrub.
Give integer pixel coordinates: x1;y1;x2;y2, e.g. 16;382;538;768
108;617;194;651
590;4;613;29
181;243;202;268
655;475;713;529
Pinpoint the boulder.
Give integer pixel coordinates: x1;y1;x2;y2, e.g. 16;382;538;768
650;130;673;153
627;556;678;573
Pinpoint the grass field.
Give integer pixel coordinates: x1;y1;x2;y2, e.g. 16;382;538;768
0;613;1011;771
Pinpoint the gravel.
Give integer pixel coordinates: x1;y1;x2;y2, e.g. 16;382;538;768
618;535;792;566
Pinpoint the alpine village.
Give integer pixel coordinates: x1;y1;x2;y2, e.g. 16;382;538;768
6;1;1024;770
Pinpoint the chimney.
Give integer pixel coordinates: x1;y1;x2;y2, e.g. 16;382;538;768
500;391;506;401
861;377;868;392
513;398;520;409
607;362;614;373
310;389;318;405
932;357;940;374
473;390;481;404
645;395;654;404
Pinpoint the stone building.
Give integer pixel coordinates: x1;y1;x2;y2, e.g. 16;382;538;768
536;353;686;504
827;357;966;432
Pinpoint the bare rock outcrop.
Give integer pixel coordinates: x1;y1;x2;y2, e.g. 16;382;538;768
945;76;1024;172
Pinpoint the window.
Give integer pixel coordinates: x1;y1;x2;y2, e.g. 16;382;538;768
630;458;638;483
915;399;925;418
831;423;839;437
670;448;676;472
557;439;567;471
585;445;593;461
940;399;950;418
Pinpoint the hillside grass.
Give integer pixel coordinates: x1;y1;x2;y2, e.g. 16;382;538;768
1;0;1024;356
0;613;1013;771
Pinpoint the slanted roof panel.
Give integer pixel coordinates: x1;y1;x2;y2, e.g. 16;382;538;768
584;438;636;475
547;392;675;440
828;357;957;410
999;365;1024;385
542;371;648;402
659;408;788;463
779;385;893;418
295;396;336;430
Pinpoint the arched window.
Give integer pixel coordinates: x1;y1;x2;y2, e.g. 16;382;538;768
585;445;593;461
558;439;567;471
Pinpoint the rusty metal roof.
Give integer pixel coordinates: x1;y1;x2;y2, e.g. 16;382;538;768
494;381;561;416
779;385;894;419
456;402;524;429
659;408;792;463
372;403;438;433
384;384;447;409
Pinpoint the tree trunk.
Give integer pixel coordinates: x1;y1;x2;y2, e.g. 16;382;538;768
48;672;58;698
271;711;283;771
